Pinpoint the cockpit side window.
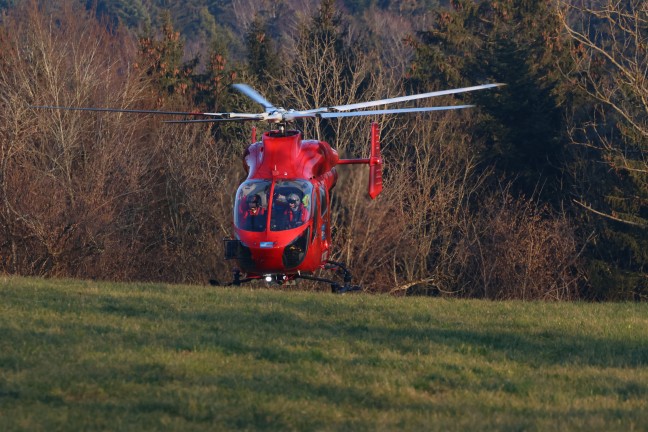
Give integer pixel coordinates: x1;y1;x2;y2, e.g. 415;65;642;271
234;180;271;232
319;185;329;242
270;180;313;231
320;185;327;216
311;191;318;243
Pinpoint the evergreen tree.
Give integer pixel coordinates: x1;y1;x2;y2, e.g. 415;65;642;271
245;13;280;86
410;0;573;205
136;11;197;105
87;0;150;29
472;36;566;202
0;0;15;10
191;7;218;45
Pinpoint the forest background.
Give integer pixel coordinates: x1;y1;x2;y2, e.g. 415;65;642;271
0;0;645;300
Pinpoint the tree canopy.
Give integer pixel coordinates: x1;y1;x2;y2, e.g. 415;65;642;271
0;0;646;299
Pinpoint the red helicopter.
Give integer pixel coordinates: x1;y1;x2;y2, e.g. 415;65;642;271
32;82;502;292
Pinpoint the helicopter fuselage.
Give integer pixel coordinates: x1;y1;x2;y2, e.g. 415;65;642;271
227;129;340;278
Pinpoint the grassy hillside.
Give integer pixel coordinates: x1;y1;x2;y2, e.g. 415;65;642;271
1;276;646;431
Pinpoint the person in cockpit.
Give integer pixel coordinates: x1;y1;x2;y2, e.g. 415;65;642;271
241;194;266;231
284;193;308;228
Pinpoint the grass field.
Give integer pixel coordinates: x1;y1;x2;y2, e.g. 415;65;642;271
0;276;647;431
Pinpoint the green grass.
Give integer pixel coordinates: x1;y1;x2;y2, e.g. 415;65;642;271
1;276;647;431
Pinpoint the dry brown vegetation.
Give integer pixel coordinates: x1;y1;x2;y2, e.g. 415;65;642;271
0;0;583;298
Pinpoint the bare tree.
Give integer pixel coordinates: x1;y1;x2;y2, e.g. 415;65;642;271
152;123;240;283
0;0;154;278
558;0;647;226
559;0;647;140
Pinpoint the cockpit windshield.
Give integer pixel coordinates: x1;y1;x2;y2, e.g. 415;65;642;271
234;179;313;232
270;180;313;231
234;180;271;232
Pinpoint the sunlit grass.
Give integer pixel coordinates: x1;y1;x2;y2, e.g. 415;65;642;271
1;276;646;431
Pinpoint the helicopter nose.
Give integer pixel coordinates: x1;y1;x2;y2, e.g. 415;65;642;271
235;225;311;273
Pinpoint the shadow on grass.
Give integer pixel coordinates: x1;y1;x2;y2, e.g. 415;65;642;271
3;286;647;371
8;288;648;369
166;301;648;369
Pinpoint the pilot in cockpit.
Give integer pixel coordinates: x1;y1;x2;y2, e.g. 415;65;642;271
241;194;266;231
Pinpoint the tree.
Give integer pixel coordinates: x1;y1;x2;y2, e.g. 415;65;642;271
276;0;375;148
87;0;151;29
0;0;15;10
402;0;583;297
245;13;280;86
410;0;574;206
558;0;647;299
0;0;154;277
136;11;197;106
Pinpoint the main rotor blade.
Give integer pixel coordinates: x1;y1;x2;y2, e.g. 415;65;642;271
329;83;504;112
232;84;276;112
318;105;475;118
164;116;264;124
29;105;227;117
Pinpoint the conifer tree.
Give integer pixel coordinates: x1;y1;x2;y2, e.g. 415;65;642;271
136;11;196;105
87;0;150;29
245;13;280;86
410;0;573;205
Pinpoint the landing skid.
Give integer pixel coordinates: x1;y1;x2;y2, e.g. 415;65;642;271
295;260;361;294
227;269;260;286
223;261;361;294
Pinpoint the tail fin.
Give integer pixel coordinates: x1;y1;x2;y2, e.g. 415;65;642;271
368;122;383;199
